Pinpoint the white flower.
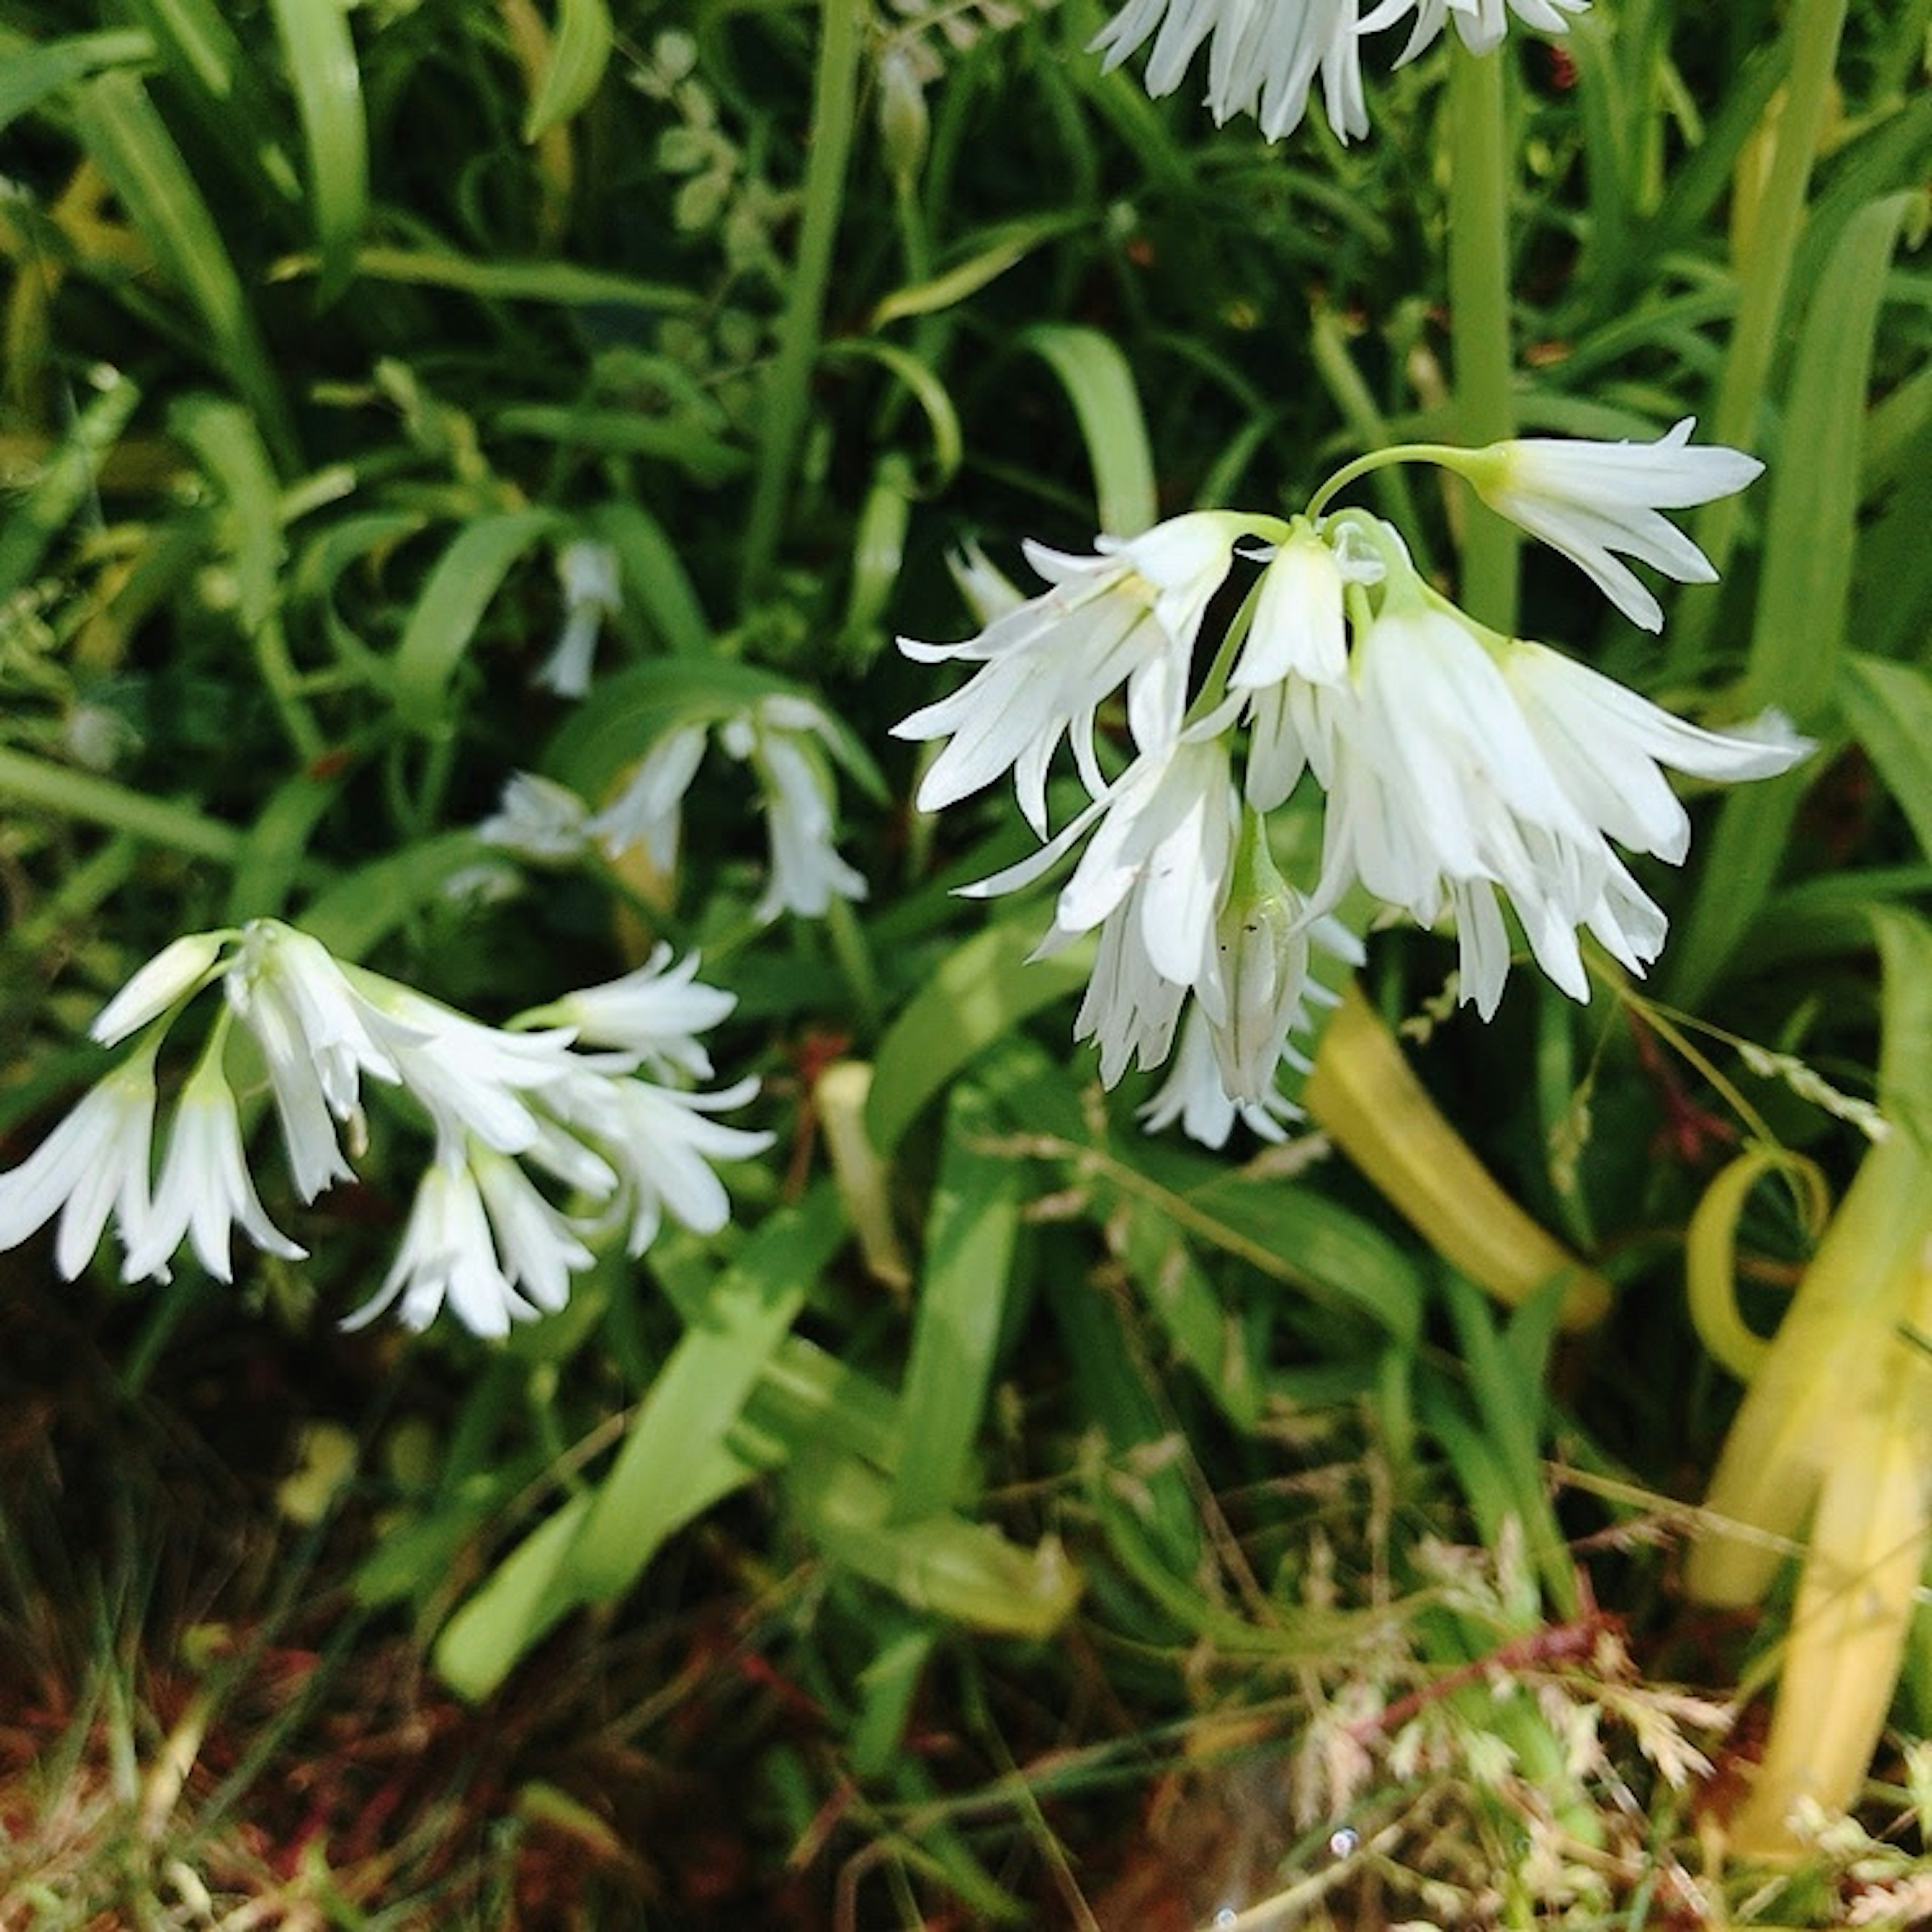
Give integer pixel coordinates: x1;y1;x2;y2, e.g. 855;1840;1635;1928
1361;0;1587;59
0;1044;159;1280
124;1039;305;1283
91;932;231;1047
518;943;736;1080
1233;526;1352;811
721;697;869;922
1206;822;1314;1101
1311;599;1809;1016
345;971;581;1163
1138;1004;1303;1148
545;1072;775;1256
964;718;1240;1083
587;723;709;868
223;922;400;1199
1092;0;1371;143
535;539;622;697
478;773;591;863
344;1155;530;1337
895;513;1255;835
1452;418;1763;633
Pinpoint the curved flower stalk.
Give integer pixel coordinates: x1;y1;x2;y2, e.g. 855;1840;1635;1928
481;694;870;924
897;420;1805;1127
0;923;770;1336
1090;0;1587;144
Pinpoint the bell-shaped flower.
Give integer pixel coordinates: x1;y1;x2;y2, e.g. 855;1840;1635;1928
0;1043;159;1281
1138;1004;1302;1149
1204;814;1316;1102
125;1033;305;1282
1446;418;1763;632
721;697;869;922
478;773;592;863
587;723;709;869
1233;525;1353;811
895;513;1257;835
534;539;622;697
91;932;231;1048
517;943;737;1081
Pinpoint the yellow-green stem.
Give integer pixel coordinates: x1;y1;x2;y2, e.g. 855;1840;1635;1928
741;0;865;601
1446;42;1519;635
1665;0;1850;677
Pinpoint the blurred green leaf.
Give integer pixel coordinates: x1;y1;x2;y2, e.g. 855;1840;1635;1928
562;1186;848;1602
0;368;139;600
891;1083;1022;1521
266;0;369;306
1017;324;1159;538
1839;654;1932;862
0;28;152;134
522;0;612;140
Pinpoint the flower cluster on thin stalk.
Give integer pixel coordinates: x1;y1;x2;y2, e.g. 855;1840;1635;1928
0;924;770;1336
1091;0;1590;145
482;692;869;924
894;419;1810;1146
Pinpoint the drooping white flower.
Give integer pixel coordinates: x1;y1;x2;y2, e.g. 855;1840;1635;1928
0;1043;159;1280
721;697;869;922
478;772;592;862
1233;525;1353;811
895;513;1257;835
1091;0;1371;143
1360;0;1588;60
1448;418;1763;633
544;1072;775;1256
343;970;581;1164
222;922;400;1200
1310;596;1810;1016
517;943;736;1080
535;539;622;697
124;1034;305;1283
587;722;709;868
1138;1003;1302;1148
965;716;1242;1083
344;1154;526;1337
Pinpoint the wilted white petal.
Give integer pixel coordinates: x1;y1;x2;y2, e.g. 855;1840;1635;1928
478;773;592;863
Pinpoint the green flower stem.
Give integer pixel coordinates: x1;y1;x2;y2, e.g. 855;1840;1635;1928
1305;445;1468;522
741;0;866;602
1446;41;1519;636
0;745;243;863
824;894;883;1038
1666;0;1850;678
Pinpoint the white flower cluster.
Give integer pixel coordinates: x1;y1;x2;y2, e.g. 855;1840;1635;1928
0;924;770;1335
480;693;868;923
895;421;1809;1141
1093;0;1589;144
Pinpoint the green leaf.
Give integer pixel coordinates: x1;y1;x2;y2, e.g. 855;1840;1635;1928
866;921;1097;1155
586;501;710;657
433;1492;593;1703
1873;907;1932;1151
0;367;140;601
789;1452;1080;1639
891;1084;1022;1522
0;28;152;136
1839;654;1932;861
170;394;282;631
561;1186;848;1602
1016;325;1159;538
266;0;369;306
225;767;344;924
522;0;612;141
868;216;1074;329
284;245;694;312
390;510;559;733
73;70;295;461
1668;189;1923;1005
491;404;746;487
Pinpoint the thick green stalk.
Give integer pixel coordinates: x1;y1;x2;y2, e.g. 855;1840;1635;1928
1665;0;1850;676
740;0;865;601
0;746;242;863
1446;42;1519;636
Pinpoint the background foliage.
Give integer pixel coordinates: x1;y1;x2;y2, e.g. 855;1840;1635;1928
2;0;1930;1923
